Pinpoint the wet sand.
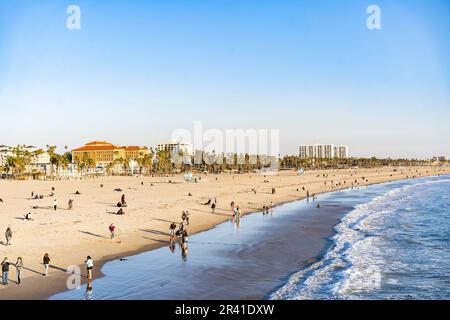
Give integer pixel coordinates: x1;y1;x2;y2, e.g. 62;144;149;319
51;195;351;300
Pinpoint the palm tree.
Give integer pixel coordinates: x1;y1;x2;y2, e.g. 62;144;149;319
46;145;58;179
58;155;70;177
85;156;96;175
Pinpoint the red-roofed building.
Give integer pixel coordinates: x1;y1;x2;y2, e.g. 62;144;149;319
72;141;148;166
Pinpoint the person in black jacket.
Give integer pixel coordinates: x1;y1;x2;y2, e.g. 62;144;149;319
1;257;10;285
43;253;50;276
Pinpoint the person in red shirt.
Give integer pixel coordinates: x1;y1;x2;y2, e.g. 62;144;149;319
109;223;116;240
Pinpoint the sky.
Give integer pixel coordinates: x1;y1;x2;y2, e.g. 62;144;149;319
0;0;449;158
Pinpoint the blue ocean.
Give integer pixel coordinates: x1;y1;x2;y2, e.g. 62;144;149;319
270;176;450;300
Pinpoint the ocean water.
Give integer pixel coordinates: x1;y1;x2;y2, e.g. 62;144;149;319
51;174;450;300
270;175;450;300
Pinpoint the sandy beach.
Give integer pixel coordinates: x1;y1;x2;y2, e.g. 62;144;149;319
0;166;449;300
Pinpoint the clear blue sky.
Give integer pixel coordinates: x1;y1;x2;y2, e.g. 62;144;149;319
0;0;449;158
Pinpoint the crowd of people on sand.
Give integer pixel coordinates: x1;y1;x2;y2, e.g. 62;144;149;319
168;211;190;259
2;239;96;287
1;257;23;285
1;252;52;286
1;171;431;290
169;211;190;245
262;202;274;215
204;197;217;213
0;187;105;288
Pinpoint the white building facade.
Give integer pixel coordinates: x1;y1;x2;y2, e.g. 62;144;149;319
156;142;194;156
0;145;50;167
299;144;349;159
0;146;13;166
24;146;51;164
334;146;349;159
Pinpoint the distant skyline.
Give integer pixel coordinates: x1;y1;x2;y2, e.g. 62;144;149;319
0;0;449;158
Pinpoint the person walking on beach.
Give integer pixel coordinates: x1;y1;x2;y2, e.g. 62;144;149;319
1;258;10;285
306;190;310;202
234;206;241;223
179;220;185;232
121;194;126;206
109;223;116;240
211;202;216;213
15;257;23;285
5;226;12;246
53;199;58;211
169;222;177;240
181;211;187;225
176;221;185;239
185;211;190;225
182;229;188;244
68;199;73;210
43;253;50;276
85;256;94;280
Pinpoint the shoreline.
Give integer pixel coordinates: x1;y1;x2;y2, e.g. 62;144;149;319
47;172;450;300
268;174;450;300
0;167;448;300
52;187;354;300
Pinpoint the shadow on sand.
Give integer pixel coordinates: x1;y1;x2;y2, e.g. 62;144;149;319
79;231;108;239
139;229;170;236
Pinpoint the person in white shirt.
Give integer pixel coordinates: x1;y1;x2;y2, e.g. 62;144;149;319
85;256;94;280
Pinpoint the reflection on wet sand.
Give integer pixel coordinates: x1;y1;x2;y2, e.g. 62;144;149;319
181;242;189;261
85;280;93;300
